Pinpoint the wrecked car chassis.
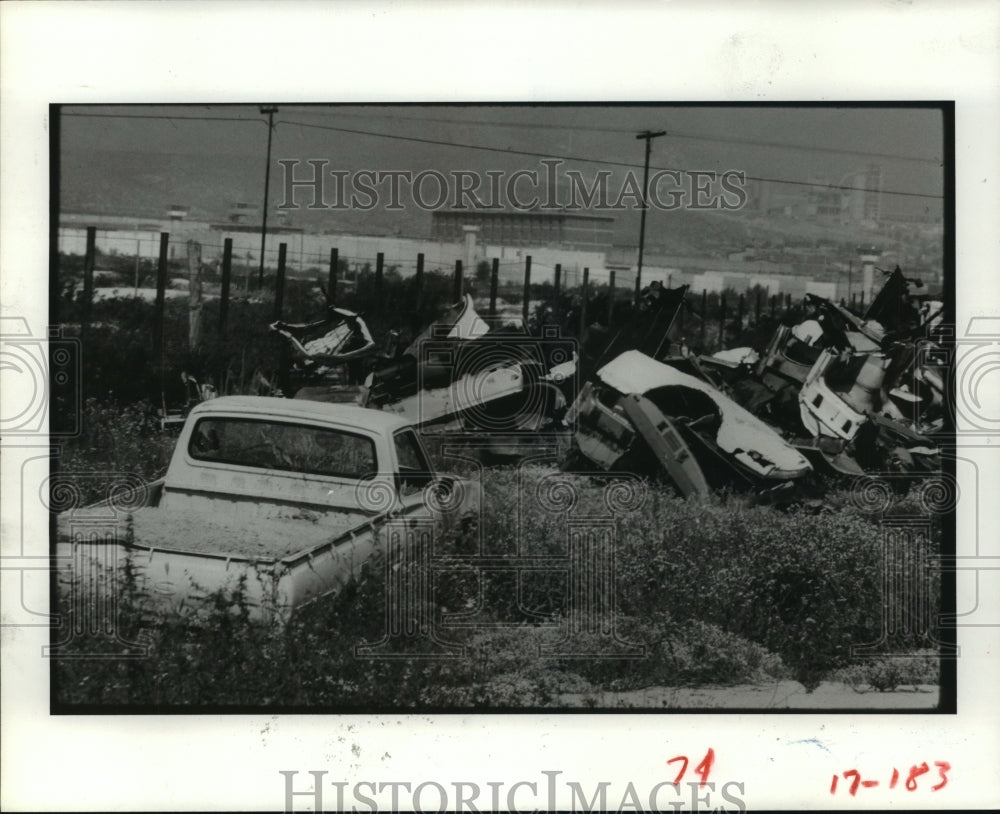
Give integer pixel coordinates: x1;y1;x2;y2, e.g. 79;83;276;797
566;351;813;500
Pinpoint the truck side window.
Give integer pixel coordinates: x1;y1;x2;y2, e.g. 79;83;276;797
394;429;433;497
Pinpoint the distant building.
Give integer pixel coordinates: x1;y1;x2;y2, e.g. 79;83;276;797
228;201;259;224
431;209;615;252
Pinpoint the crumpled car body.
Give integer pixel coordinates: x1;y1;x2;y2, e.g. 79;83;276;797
567;350;812;497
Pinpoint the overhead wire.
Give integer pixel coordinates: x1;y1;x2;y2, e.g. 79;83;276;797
278;118;942;201
59;109;943;200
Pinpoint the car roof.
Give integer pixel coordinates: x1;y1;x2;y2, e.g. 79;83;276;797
188;396;412;434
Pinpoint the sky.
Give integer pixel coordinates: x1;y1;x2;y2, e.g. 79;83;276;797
58;104;946;242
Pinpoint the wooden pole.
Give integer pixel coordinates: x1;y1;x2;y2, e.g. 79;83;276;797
415;252;424;319
522;255;532;327
187;240;203;350
737;293;745;337
579;267;589;336
275;242;289;396
81;226;96;336
719;292;727;351
133;238;140;296
153;232;168;369
328;247;338;304
453;258;463;302
273;242;287;320
607;270;616;327
489;257;499;317
219;237;232;334
755;288;761;327
374;252;384;315
700;289;707;350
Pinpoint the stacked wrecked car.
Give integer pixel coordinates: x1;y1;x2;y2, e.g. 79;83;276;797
267;266;946;501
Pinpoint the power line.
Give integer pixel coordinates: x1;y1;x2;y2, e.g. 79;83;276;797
279;106;943;164
63;109;944;166
279;118;942;201
57;110;943;201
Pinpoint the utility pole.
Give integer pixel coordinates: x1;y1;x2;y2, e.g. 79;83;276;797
258;104;278;288
634;129;666;308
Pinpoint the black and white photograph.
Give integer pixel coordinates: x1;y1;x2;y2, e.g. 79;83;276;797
2;3;998;812
48;102;954;713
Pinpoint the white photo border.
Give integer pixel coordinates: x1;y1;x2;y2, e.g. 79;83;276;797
2;1;998;811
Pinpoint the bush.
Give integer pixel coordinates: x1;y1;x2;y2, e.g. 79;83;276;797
51;461;942;707
58;397;175;504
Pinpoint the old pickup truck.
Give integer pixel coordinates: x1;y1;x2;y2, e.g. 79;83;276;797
56;396;479;623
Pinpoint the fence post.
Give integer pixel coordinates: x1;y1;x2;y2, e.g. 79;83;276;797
187;240;203;350
153;232;169;369
719;292;727;351
273;243;287;320
81;226;96;339
607;270;616;327
453;258;463;301
522;255;532;327
579;267;589;336
219;237;232;334
489;257;499;317
133;238;140;296
374;252;384;313
414;252;424;323
700;289;707;350
328;247;338;304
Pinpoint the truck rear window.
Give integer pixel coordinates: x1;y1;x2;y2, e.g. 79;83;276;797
188;417;377;479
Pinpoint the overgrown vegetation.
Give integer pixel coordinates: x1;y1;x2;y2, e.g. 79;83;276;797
53;458;942;708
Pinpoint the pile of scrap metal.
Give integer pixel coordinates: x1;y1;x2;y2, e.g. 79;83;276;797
270;306;379;404
565;268;944;497
274;294;574;438
697;267;944;478
580;280;691;380
566;350;813;501
367;294;574;436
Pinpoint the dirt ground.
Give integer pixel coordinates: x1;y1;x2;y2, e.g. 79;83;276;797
560;681;939;710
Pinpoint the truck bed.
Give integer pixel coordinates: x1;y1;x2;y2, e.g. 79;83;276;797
57;504;364;561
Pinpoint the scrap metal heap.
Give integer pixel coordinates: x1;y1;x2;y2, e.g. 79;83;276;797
366;294;572;434
566;268;945;497
274;294;573;438
271;267;945;499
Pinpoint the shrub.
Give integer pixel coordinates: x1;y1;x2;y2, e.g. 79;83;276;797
51;462;942;707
